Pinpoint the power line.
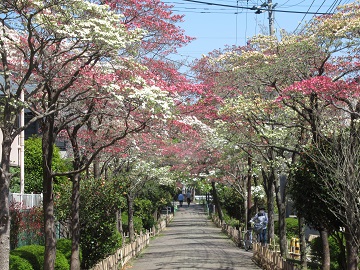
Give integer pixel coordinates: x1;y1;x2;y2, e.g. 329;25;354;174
235;1;238;44
167;0;345;63
170;9;247;14
293;0;317;33
325;0;341;14
166;0;337;15
180;0;333;15
245;0;249;44
277;0;294;8
294;0;345;34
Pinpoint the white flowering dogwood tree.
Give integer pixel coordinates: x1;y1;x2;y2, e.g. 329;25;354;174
0;0;145;269
190;1;360;268
1;0;198;269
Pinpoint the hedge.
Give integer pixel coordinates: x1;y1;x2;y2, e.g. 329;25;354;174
10;244;69;270
9;254;34;270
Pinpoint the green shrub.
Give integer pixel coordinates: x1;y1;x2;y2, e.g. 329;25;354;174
11;245;42;269
310;235;344;270
54;252;69;270
274;217;299;239
57;238;82;266
134;215;144;233
217;185;244;222
222;211;240;228
121;212;143;234
134;199;156;230
285;218;299;239
24;136;70;194
79;178;124;269
81;227;122;269
10;254;34;270
11;245;69;270
56;239;71;263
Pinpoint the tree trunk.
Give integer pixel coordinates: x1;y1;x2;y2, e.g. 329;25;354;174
246;156;252;227
344;230;359;270
70;173;81;270
117;208;124;245
261;168;275;247
211;181;223;221
298;216;307;269
243;197;248;230
126;193;135;243
267;179;275;245
274;173;287;257
93;157;101;179
0;138;12;270
334;233;346;270
42;119;56;270
320;229;331;270
276;197;287;257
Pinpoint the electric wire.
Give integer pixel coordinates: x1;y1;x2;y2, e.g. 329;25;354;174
236;0;239;45
166;0;345;65
325;0;341;14
169;9;250;14
178;0;333;15
277;0;292;8
294;0;347;34
245;0;249;44
165;0;337;15
293;0;318;33
278;0;307;9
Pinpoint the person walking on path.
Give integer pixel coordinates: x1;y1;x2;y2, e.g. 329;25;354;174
177;193;184;207
186;191;192;207
127;204;261;270
250;206;268;246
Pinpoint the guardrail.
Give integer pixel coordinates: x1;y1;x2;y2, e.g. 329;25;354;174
91;214;173;270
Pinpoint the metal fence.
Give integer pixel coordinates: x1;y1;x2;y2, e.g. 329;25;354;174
9;192;43;208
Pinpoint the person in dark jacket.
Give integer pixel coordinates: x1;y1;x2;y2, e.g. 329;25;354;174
178;193;184;207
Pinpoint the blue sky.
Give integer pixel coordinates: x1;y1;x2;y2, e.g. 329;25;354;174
165;0;352;65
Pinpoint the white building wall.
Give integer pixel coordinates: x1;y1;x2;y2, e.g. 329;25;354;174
0;130;20;167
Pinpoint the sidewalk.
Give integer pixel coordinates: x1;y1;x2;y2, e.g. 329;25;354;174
125;203;261;270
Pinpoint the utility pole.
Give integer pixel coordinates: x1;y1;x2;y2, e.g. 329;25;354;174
251;0;277;36
268;0;275;36
20;91;25;195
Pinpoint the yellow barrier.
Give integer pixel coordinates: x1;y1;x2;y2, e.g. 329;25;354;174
289;237;300;260
290;237;300;253
294;238;300;254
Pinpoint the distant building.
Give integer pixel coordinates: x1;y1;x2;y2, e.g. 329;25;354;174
24;109;40;139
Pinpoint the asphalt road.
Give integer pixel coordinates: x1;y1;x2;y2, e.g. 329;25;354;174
125;203;261;270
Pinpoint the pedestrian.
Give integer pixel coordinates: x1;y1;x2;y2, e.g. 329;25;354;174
250;206;268;245
186;191;192;207
178;193;184;207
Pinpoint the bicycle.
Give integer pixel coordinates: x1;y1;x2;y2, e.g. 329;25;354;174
252;221;267;245
244;220;267;250
242;228;253;251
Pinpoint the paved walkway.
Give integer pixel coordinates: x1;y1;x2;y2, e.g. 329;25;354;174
126;204;261;270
